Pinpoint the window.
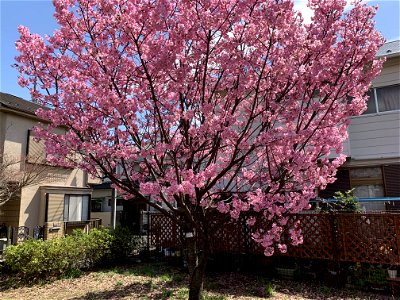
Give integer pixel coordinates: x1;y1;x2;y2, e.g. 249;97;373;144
319;165;400;199
108;198;124;207
63;195;90;221
363;84;400;115
91;198;103;212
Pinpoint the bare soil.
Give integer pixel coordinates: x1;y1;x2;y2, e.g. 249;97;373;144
0;263;395;300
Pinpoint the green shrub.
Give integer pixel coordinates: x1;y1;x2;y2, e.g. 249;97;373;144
67;228;112;268
3;228;112;279
109;225;143;261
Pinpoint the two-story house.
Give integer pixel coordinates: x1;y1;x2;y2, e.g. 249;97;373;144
320;40;400;210
0;92;98;240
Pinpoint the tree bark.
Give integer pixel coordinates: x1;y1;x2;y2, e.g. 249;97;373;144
187;234;208;300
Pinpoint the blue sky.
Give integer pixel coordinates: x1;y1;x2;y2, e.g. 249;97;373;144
1;0;399;100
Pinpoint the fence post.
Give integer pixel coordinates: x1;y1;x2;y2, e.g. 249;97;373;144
147;211;150;253
6;226;12;246
395;214;400;265
330;212;339;262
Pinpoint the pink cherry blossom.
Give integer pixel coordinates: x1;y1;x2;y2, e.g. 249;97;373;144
15;1;384;298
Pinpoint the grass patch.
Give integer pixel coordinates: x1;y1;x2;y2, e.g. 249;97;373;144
115;280;124;287
174;287;189;299
203;293;226;300
145;279;155;292
64;268;82;279
172;274;184;283
114;263;168;277
204;280;219;290
160;273;174;283
319;285;332;294
161;288;173;299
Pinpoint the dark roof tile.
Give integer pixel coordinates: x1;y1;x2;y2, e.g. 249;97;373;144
0;92;44;116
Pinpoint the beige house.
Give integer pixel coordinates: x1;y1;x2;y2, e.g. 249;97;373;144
0;93;98;240
320;40;400;210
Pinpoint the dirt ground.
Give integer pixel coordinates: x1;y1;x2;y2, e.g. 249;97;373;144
0;263;396;300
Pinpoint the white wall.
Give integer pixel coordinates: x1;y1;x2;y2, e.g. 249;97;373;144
348;111;400;160
346;56;400;161
373;57;400;88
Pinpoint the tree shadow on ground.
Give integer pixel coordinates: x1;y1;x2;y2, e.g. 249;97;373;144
0;274;52;292
69;281;154;300
203;272;393;300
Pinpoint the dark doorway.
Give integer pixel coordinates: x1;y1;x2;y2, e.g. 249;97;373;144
120;199;147;234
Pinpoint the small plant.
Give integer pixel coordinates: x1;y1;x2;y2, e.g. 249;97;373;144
264;282;275;297
365;265;387;286
320;285;332;294
160;273;174;283
351;263;388;290
334;189;360;212
161;288;173;299
317;189;360;212
351;263;366;287
115;280;124;287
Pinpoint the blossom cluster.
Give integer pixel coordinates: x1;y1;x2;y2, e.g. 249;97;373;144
15;0;383;254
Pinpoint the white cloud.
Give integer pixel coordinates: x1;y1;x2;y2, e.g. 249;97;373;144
293;0;373;24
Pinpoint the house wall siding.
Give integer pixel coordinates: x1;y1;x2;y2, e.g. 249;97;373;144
346;55;400;161
372;57;400;88
348;110;400;160
0;194;21;227
1;112;91;230
0;111;6;159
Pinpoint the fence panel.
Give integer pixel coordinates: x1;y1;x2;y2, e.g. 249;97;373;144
149;214;181;250
336;213;400;265
283;213;335;260
148;212;400;265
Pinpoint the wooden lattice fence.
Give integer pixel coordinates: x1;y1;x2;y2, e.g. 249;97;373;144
149;214;181;250
149;212;400;265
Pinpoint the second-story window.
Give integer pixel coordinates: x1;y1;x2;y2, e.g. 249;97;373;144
363;84;400;115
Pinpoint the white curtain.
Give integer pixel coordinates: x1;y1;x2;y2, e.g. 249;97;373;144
64;195;90;221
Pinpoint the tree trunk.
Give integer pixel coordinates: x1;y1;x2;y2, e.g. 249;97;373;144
187;234;208;300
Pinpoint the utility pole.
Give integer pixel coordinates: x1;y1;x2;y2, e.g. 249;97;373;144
111;187;117;229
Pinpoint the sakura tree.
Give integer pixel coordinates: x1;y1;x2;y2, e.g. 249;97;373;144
15;0;383;298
